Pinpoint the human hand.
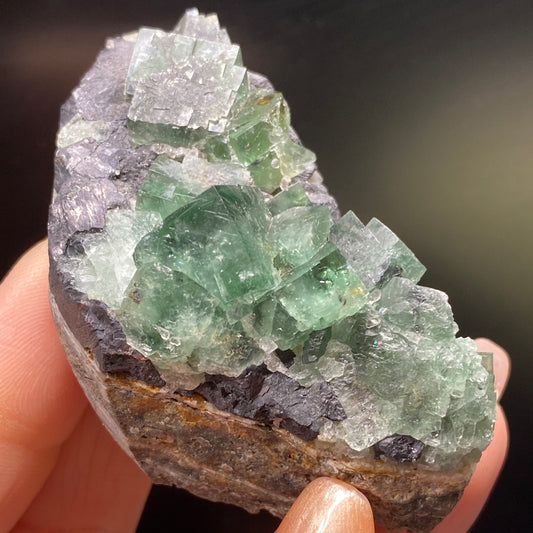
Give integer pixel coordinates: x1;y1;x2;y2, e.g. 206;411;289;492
0;242;509;532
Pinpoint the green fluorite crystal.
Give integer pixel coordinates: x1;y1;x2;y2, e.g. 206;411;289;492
61;8;495;467
136;155;251;218
125;9;314;192
135;185;279;314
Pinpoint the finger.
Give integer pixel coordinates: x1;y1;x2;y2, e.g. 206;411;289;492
276;477;374;533
15;406;151;533
0;241;88;531
432;404;508;533
475;338;511;401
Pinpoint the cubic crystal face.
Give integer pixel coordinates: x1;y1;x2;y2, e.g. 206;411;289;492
50;7;496;470
125;10;314;192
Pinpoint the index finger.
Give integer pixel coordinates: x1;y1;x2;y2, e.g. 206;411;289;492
0;241;88;531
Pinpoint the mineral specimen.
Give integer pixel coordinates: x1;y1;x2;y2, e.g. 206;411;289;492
48;8;496;532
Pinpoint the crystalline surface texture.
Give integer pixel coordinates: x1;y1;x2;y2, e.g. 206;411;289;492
55;8;496;469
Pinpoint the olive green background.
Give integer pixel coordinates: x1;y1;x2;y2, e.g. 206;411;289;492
1;1;530;531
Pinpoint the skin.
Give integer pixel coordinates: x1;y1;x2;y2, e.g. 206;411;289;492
0;241;509;533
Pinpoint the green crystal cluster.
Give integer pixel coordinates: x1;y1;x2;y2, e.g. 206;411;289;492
125;9;314;193
63;8;495;465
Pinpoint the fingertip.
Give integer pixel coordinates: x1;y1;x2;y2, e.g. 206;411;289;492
276;477;374;533
0;239;48;285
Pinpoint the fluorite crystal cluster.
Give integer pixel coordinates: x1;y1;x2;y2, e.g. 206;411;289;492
49;10;496;526
50;8;495;468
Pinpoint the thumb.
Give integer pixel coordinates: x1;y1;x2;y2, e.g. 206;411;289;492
276;478;374;533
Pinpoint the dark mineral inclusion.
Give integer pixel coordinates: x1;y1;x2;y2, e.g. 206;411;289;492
195;364;346;441
49;8;496;470
375;434;426;463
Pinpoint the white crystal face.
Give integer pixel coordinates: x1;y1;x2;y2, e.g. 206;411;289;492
126;27;247;132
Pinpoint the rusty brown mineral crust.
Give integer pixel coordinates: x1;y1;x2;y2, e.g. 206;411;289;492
50;293;472;532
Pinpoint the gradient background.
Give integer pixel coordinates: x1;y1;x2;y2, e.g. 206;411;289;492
1;1;531;531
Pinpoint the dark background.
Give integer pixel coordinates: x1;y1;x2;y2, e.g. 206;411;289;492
1;0;531;531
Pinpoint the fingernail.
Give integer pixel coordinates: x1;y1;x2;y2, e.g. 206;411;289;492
276;477;374;533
